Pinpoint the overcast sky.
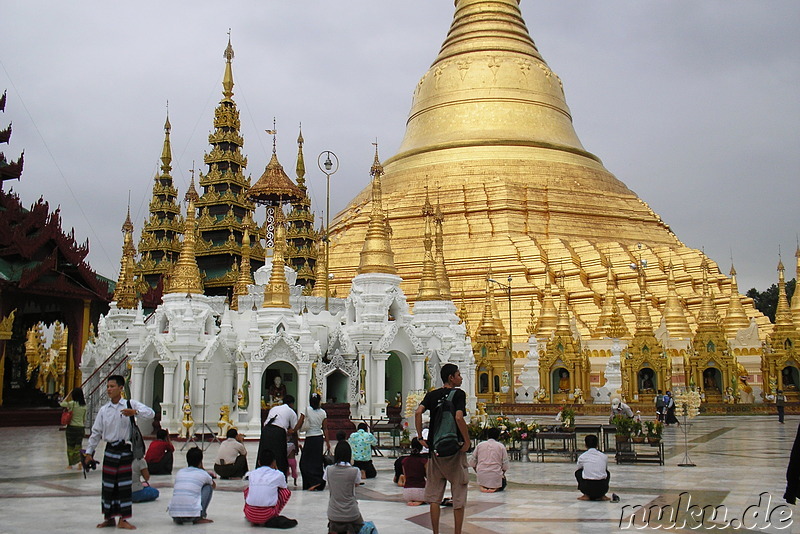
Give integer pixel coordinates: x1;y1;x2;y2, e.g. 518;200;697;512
1;1;798;293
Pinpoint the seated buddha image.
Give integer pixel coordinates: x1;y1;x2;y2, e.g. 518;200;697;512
703;369;719;392
268;375;287;404
782;368;798;390
558;370;570;393
639;369;655;392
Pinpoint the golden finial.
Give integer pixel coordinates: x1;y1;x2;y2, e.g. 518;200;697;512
458;288;470;332
555;272;571;335
477;276;500;335
161;104;172;174
723;260;749;338
594;263;617;338
113;202;138;309
263;207;291;308
231;212;254;310
295;123;306;189
535;270;558;338
775;252;794;328
433;188;452;300
526;295;537;336
696;255;721;328
357;143;396;275
417;187;441;300
792;242;800;329
662;260;692;339
165;174;203;295
222;31;235;100
266;118;277;155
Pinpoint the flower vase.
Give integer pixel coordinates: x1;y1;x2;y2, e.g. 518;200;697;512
519;440;530;462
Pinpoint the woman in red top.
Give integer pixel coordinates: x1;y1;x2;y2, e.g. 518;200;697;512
401;438;428;505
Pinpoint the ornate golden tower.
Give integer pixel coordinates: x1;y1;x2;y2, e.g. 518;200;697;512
762;258;800;398
623;276;668;402
416;189;441;301
165;178;203;295
285;127;318;292
792;246;800;330
473;278;507;403
327;0;770;351
688;258;735;402
262;207;291;309
135;111;182;300
195;36;262;296
231;212;254;311
723;264;750;339
357;148;396;276
113;207;138;309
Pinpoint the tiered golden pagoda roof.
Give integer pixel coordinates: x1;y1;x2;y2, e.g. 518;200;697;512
195;36;263;295
278;129;318;292
135;111;182;297
327;0;770;346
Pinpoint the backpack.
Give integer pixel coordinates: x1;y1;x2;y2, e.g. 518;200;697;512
431;389;461;457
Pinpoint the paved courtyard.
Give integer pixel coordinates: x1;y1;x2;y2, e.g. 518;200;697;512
0;415;797;533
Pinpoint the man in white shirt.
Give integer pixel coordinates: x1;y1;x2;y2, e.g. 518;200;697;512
84;375;154;530
168;447;215;524
575;435;616;502
257;394;297;476
214;428;248;479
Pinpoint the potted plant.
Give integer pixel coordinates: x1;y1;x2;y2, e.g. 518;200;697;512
631;420;645;443
646;420;663;444
611;414;632;444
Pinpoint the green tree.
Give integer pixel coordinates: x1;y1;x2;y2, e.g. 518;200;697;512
746;278;796;323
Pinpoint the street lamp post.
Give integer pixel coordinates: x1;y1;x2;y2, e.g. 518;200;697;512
318;151;339;311
488;275;514;403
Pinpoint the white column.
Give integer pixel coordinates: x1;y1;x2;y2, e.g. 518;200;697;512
160;360;177;432
373;353;389;415
248;361;264;429
297;364;309;416
131;361;146;403
223;365;234;407
412;354;425;391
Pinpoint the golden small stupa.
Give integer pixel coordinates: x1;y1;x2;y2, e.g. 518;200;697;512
328;0;770;354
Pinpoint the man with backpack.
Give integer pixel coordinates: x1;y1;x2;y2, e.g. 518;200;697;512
415;363;470;534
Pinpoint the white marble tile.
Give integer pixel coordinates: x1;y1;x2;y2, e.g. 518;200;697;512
1;416;799;533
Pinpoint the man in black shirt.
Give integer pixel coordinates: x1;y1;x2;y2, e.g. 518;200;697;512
415;363;470;534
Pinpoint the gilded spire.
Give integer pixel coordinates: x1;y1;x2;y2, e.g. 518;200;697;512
477;277;500;335
634;275;653;334
222;31;235;101
662;261;693;338
791;245;800;329
433;196;452;300
723;263;750;338
775;257;794;328
417;188;441;300
231;212;254;310
595;264;628;338
165;176;203;295
555;274;572;336
113;206;138;309
357;146;396;275
458;289;471;334
262;207;291;308
135;106;182;296
526;295;537;336
696;256;721;329
295;125;306;189
535;273;558;338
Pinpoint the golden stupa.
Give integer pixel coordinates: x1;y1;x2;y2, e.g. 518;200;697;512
328;0;770;351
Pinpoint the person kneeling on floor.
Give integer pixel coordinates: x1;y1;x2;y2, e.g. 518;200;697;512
214;428;248;479
168;447;215;524
575;435;616;502
468;426;509;493
244;449;297;529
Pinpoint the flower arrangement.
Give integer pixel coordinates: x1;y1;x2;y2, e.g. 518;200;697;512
557;406;576;428
467;419;486;440
400;421;412;445
674;388;701;418
487;416;537;444
404;390;426;419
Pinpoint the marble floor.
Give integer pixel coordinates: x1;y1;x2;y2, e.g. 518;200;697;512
1;415;798;534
